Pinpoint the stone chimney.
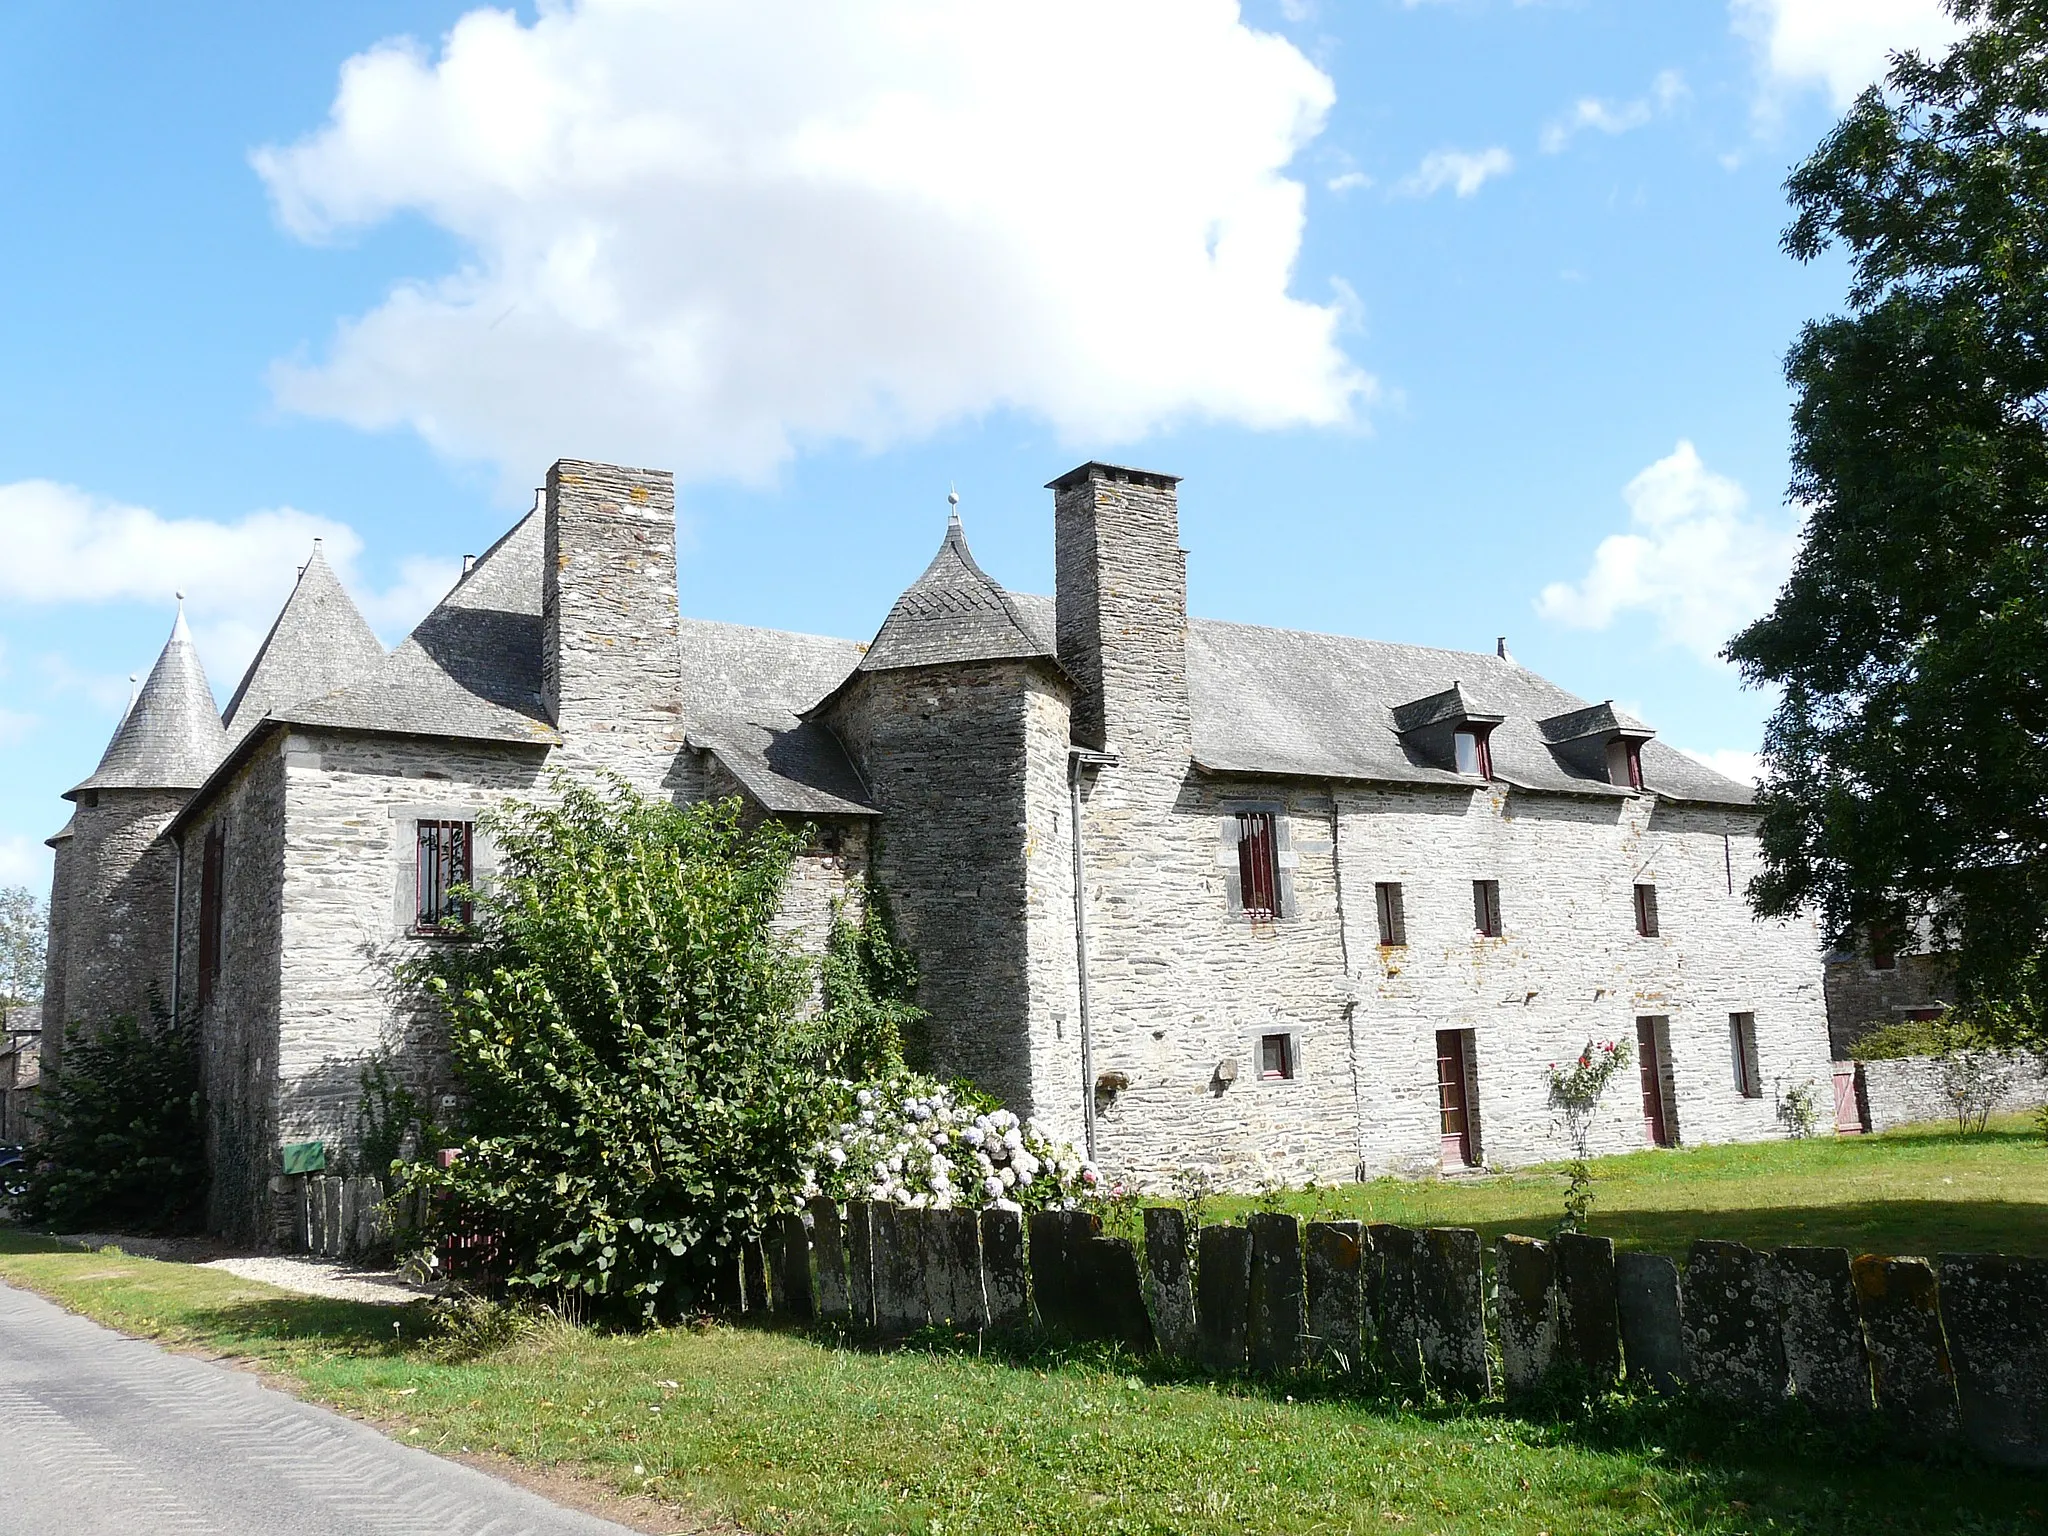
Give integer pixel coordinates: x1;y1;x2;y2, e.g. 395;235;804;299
1050;462;1189;767
541;459;684;778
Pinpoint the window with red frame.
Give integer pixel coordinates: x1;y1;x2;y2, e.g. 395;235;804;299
1236;811;1281;921
1453;726;1493;779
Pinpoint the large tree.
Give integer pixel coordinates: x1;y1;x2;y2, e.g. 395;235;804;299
1731;0;2048;1038
0;885;46;1006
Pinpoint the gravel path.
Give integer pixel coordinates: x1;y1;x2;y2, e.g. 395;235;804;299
52;1234;432;1306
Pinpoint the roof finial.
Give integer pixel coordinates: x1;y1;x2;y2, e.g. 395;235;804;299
947;484;960;528
126;673;140;709
171;591;191;643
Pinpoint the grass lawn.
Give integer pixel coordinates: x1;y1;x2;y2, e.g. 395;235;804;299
1;1227;2043;1536
1212;1118;2048;1258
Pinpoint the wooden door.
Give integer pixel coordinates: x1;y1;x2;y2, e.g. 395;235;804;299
1436;1029;1474;1167
1636;1017;1671;1147
1832;1066;1865;1134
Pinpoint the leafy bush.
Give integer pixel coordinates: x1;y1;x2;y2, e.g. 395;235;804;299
804;1073;1098;1210
1848;1014;1982;1061
17;1007;206;1232
398;776;919;1322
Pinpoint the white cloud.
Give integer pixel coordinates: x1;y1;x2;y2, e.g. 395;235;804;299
1395;146;1514;200
0;480;458;689
1679;747;1762;786
1326;170;1373;195
1534;441;1802;662
1540;70;1687;153
1732;0;1961;108
255;0;1370;489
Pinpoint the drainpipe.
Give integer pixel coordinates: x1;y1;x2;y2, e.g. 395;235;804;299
1330;780;1366;1178
1068;747;1117;1160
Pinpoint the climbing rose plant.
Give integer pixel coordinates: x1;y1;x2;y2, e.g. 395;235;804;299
804;1073;1099;1211
1545;1038;1632;1234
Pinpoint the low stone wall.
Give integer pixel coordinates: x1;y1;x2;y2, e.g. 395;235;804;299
1857;1052;2048;1134
731;1201;2048;1470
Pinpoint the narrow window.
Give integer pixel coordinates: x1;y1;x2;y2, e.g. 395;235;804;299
1634;883;1660;938
1453;727;1493;779
1729;1012;1761;1098
1607;738;1644;790
1374;882;1407;946
1902;1006;1945;1022
1236;811;1281;921
416;820;474;933
1259;1032;1295;1081
1868;922;1898;971
197;822;225;1007
1472;879;1502;938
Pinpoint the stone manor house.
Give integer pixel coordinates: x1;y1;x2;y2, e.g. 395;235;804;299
40;459;1832;1241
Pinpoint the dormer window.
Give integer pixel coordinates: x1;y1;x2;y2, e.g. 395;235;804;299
1536;701;1654;793
1607;738;1643;790
1393;683;1503;781
1454;727;1493;779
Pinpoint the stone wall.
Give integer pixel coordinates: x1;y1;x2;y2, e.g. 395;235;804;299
37;835;73;1057
1857;1052;2048;1134
740;1203;2048;1468
56;788;189;1058
179;743;289;1242
1825;948;1956;1058
822;661;1081;1128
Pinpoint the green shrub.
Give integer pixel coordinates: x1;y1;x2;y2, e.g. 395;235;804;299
398;775;912;1323
1850;1014;1983;1060
17;1006;206;1233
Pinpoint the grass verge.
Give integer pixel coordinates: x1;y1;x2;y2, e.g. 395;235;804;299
1207;1119;2048;1257
1;1229;2042;1535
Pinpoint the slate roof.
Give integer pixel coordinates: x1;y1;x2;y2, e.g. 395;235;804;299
221;543;387;741
1002;595;1752;807
45;816;73;848
277;512;558;746
681;619;875;817
69;603;227;797
855;513;1052;674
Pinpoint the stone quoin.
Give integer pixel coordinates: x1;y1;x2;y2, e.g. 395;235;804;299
39;458;1834;1243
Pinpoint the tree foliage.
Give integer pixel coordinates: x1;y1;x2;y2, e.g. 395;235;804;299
400;776;913;1321
1729;1;2048;1041
0;884;46;1005
16;1006;206;1232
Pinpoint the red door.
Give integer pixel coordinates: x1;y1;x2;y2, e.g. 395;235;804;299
1636;1017;1672;1148
1436;1030;1474;1167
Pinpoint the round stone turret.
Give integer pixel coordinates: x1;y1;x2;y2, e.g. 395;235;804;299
50;601;226;1053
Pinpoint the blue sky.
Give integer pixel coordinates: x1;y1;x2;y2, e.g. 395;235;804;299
0;0;1962;891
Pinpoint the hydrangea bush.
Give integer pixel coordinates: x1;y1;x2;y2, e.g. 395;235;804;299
804;1074;1100;1211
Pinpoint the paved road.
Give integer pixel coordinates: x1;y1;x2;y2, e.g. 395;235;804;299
0;1278;641;1535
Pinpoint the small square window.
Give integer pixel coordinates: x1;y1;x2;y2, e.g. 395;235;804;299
1453;727;1493;779
416;820;475;933
1607;738;1645;790
1259;1033;1295;1081
1374;882;1407;946
1634;883;1660;938
1473;879;1502;938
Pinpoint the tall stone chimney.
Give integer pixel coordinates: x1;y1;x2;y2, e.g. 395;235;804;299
541;459;684;781
1050;462;1189;768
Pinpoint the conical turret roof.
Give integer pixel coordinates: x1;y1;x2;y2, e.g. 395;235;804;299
222;542;387;741
68;601;226;797
856;508;1052;673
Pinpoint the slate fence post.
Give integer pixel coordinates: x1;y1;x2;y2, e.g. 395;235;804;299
1246;1212;1305;1374
1304;1221;1365;1373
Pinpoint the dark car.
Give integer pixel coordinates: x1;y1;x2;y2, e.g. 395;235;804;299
0;1145;22;1174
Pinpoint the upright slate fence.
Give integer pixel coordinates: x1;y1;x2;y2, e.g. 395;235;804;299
730;1199;2048;1471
